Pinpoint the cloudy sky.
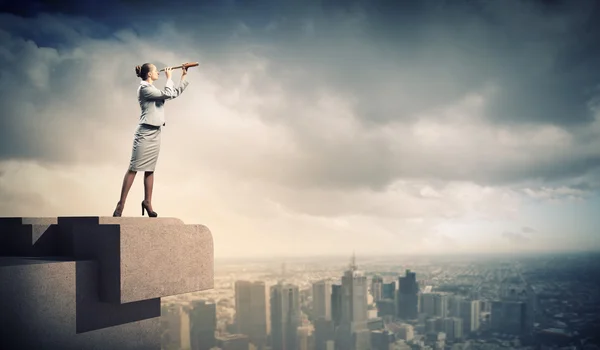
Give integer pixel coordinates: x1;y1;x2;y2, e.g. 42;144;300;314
1;0;599;258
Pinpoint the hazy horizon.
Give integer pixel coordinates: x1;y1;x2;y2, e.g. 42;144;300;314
1;0;600;258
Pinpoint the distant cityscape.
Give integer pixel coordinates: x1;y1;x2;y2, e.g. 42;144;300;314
159;252;600;350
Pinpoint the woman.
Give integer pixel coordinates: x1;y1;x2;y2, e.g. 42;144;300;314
112;62;190;217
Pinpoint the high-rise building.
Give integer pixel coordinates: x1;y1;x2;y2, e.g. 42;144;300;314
480;300;492;313
375;299;395;319
335;254;369;350
313;280;332;321
271;282;301;350
370;330;395;350
443;317;463;341
235;281;268;349
425;318;437;334
161;303;191;349
501;281;536;338
189;300;217;350
353;329;371;350
397;270;419;320
433;293;448;318
491;300;527;336
314;317;335;350
448;296;463;317
371;276;383;302
331;284;342;328
420;293;435;316
420;293;449;318
381;282;396;300
395;324;414;341
340;257;368;326
297;326;312;350
459;300;480;333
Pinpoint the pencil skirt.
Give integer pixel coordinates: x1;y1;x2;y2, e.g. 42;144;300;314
128;124;162;172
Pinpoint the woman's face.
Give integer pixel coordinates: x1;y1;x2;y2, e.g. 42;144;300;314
148;64;159;80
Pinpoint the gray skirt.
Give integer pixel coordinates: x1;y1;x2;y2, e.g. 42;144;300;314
128;124;162;172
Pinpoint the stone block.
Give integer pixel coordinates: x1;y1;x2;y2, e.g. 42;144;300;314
0;217;186;257
0;216;214;349
64;220;214;304
0;217;59;256
0;257;160;349
0;217;213;303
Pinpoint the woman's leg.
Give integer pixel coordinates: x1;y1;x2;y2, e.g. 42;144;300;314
115;170;137;214
143;171;154;211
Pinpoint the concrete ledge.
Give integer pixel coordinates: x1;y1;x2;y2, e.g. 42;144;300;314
68;220;214;304
75;260;161;333
0;216;214;349
0;258;160;349
1;217;214;303
117;223;213;303
0;217;187;257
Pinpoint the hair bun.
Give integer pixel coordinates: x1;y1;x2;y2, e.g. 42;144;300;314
135;65;142;78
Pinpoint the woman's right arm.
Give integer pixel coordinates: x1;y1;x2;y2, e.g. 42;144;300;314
140;79;188;101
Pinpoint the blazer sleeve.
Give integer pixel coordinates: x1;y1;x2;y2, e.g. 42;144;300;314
140;79;190;101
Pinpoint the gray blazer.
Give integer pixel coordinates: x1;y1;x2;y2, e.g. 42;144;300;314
137;78;190;126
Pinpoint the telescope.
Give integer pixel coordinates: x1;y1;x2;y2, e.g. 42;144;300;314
159;62;199;72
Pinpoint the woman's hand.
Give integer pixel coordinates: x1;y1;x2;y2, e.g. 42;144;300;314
181;63;188;77
164;67;172;80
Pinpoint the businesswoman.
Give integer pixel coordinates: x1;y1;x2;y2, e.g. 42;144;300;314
112;63;190;217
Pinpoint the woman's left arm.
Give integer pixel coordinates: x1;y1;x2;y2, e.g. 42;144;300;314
178;65;189;90
166;65;191;100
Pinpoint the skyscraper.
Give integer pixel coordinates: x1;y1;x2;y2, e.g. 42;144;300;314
271;282;301;350
459;299;480;333
370;330;395;350
297;326;312;350
371;276;383;302
375;299;395;319
313;280;332;321
443;317;463;341
161;303;190;350
449;296;463;317
420;293;435;316
433;293;448;318
331;284;342;328
235;280;268;349
340;257;368;325
382;282;395;300
314;318;335;350
189;300;216;350
491;300;527;336
397;270;419;320
336;254;369;350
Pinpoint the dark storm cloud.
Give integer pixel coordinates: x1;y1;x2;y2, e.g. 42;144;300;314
4;0;599;128
2;0;600;191
254;0;600;127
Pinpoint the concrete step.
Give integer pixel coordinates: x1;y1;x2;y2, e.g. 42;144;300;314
0;217;214;303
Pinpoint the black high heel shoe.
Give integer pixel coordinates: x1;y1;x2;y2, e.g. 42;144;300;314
113;202;123;217
141;201;158;217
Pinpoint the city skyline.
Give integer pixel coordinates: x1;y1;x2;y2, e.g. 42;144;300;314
1;0;600;258
162;250;600;349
